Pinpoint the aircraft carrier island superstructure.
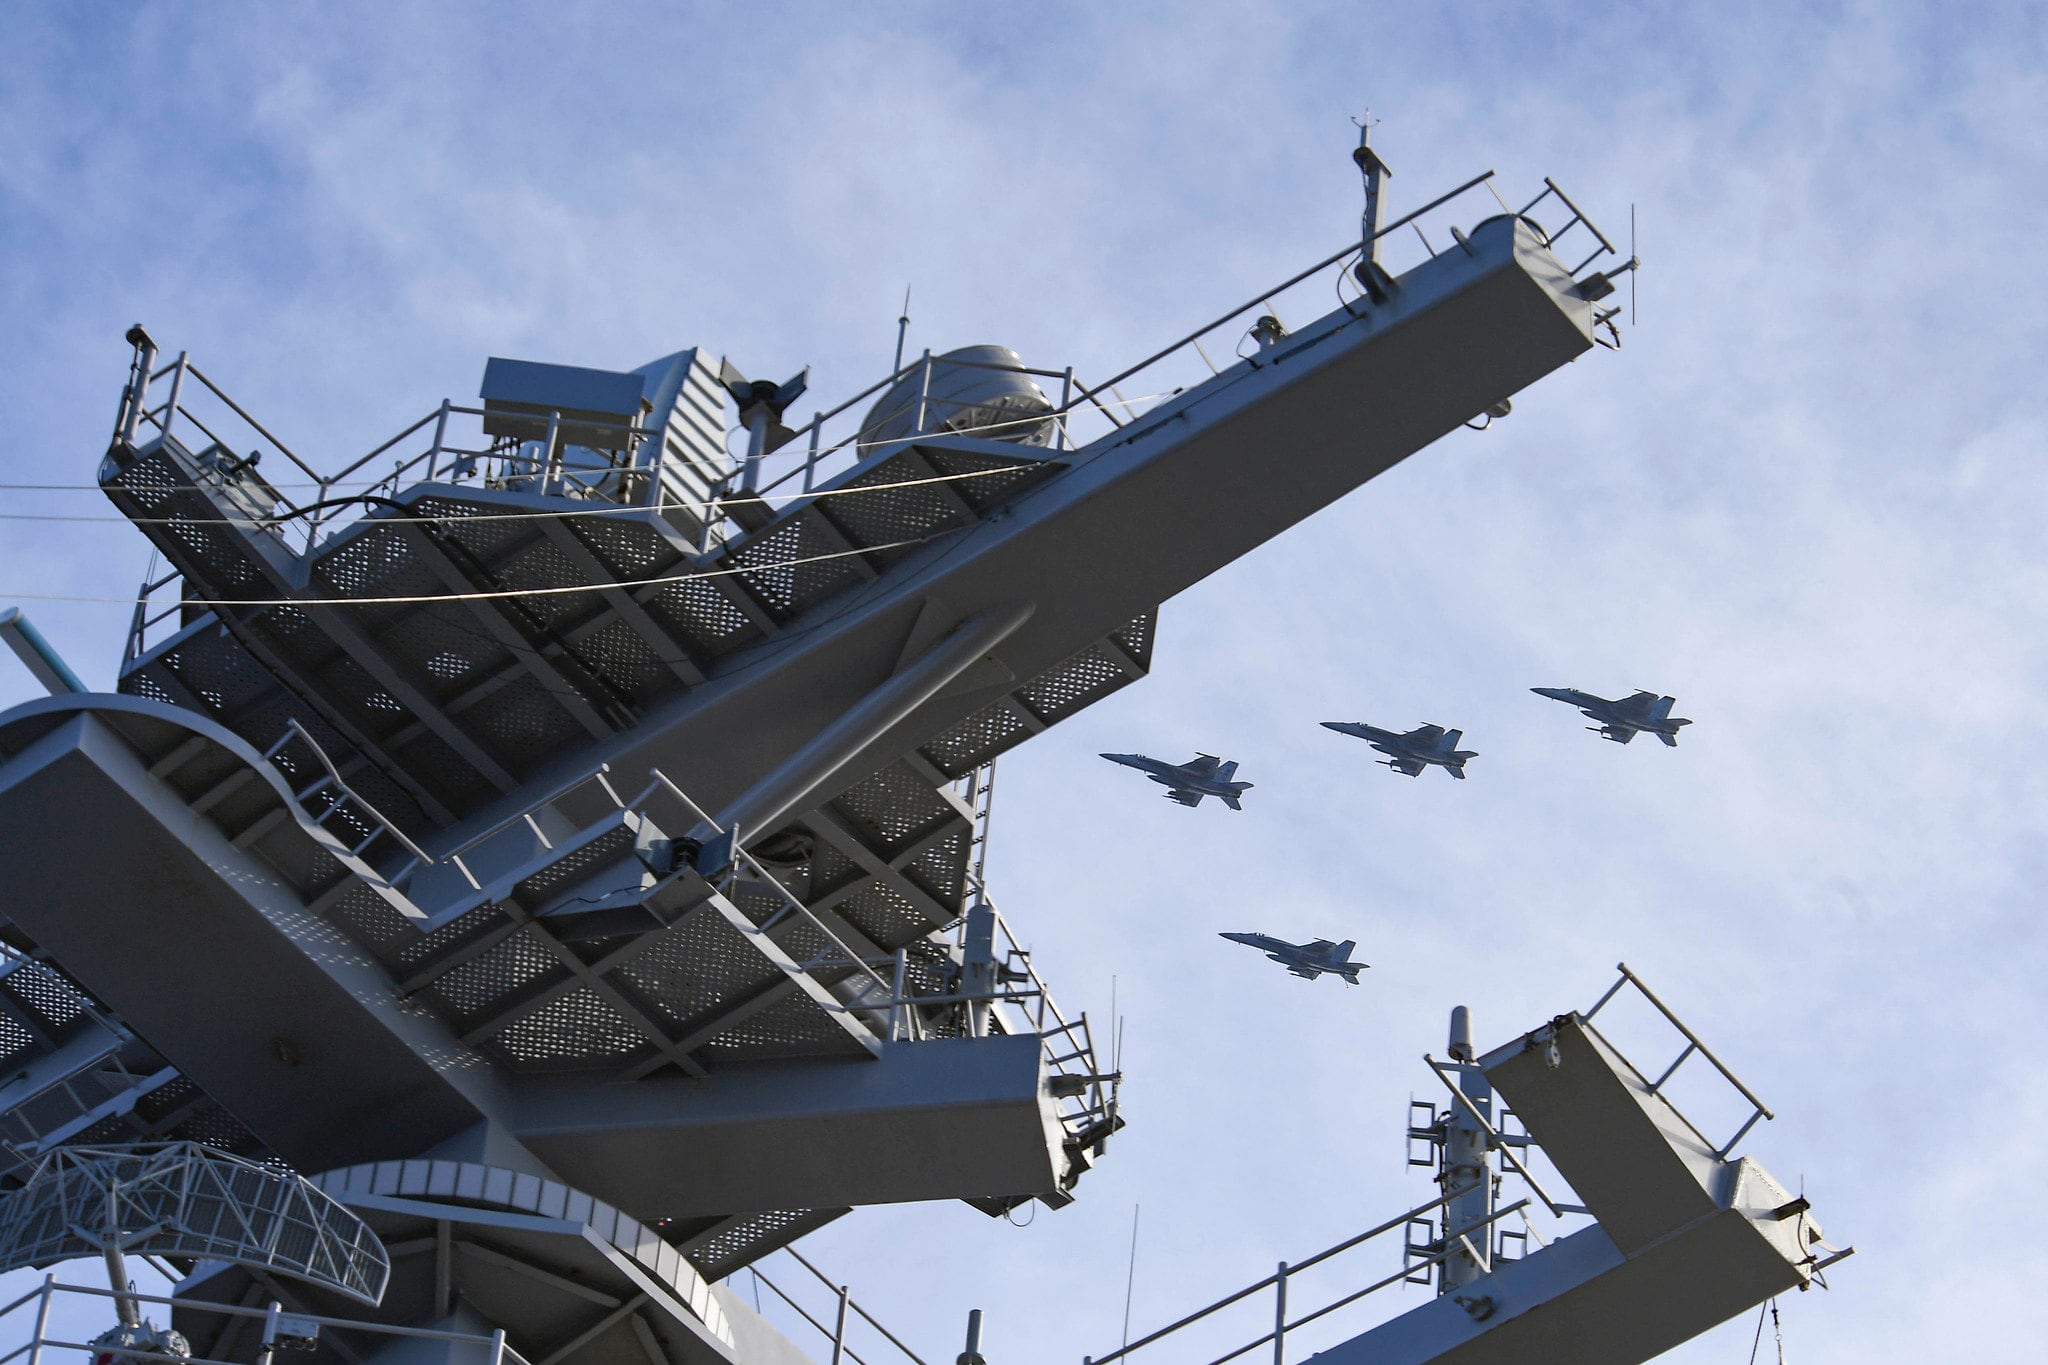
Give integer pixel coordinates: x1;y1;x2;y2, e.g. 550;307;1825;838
0;143;1841;1363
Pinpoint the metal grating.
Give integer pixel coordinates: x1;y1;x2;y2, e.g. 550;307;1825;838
482;537;590;629
425;929;562;1024
3;962;85;1037
576;618;669;700
610;916;781;1032
309;522;439;634
1016;640;1129;724
829;882;932;952
377;608;509;703
827;763;957;856
919;700;1032;779
901;829;968;910
566;515;682;579
683;1208;851;1280
817;453;971;559
460;673;585;771
393;903;509;971
645;574;753;654
0;1015;34;1073
725;514;866;619
487;987;650;1069
700;989;870;1060
1112;610;1156;667
919;447;1055;512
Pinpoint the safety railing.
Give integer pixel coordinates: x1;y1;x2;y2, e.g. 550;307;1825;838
108;168;1618;588
0;1277;533;1365
1083;1191;1535;1365
1581;962;1774;1160
742;1245;930;1365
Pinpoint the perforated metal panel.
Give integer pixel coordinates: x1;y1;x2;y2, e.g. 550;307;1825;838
725;514;866;619
487;987;652;1070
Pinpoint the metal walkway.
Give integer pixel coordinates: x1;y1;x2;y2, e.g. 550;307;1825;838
1087;969;1847;1365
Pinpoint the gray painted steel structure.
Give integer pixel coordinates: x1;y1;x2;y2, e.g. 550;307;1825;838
0;161;1641;1363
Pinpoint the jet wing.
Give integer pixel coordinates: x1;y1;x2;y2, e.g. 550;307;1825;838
1303;939;1337;954
1407;724;1447;743
1617;691;1660;717
1390;757;1425;777
1287;966;1319;979
1183;755;1223;775
1611;727;1637;744
1165;789;1204;807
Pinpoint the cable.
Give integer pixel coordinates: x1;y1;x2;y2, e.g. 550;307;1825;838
8;388;1171;499
5;533;945;609
0;460;1062;527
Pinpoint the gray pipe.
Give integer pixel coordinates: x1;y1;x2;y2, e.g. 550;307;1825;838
0;608;87;695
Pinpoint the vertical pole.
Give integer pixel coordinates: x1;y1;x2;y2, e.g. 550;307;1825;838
893;286;912;373
25;1273;53;1365
914;349;933;436
802;414;821;494
963;902;996;1038
1056;367;1073;451
121;328;158;446
490;1327;507;1365
256;1302;282;1365
891;948;909;1043
542;410;563;490
160;352;189;446
428;398;451;481
740;405;770;493
1439;1006;1495;1294
829;1285;849;1365
959;1307;985;1365
1272;1262;1288;1365
1352;123;1393;302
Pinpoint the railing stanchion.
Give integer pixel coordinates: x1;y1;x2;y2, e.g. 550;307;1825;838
914;350;933;435
1273;1261;1288;1365
1057;367;1073;451
830;1284;850;1365
25;1274;52;1365
160;351;189;445
804;414;821;493
427;399;451;481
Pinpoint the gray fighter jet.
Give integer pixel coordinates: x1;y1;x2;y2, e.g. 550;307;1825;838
1219;932;1368;983
1321;720;1476;779
1099;752;1252;809
1532;687;1692;747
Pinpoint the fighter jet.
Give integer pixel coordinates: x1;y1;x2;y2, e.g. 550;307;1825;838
1532;687;1692;747
1219;932;1368;983
1099;752;1253;809
1320;721;1476;779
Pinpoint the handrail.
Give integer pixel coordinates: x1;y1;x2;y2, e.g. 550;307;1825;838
1600;962;1772;1120
183;363;323;484
269;719;435;866
1086;1188;1464;1363
1077;168;1498;404
1085;1192;1532;1365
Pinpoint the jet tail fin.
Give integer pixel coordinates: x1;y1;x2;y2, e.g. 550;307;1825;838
1658;731;1679;747
1649;695;1676;721
1221;793;1242;811
1331;940;1355;963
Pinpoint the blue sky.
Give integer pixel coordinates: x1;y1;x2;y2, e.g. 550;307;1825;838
4;2;2047;1360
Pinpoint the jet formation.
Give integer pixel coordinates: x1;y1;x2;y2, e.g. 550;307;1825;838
1532;687;1691;746
1098;752;1253;809
1219;932;1368;983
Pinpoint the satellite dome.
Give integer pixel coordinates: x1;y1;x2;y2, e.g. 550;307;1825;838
859;344;1055;449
